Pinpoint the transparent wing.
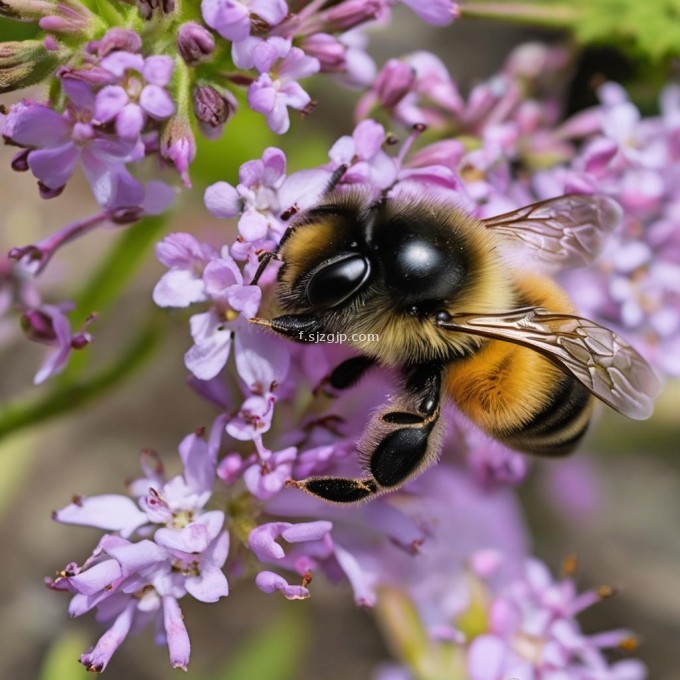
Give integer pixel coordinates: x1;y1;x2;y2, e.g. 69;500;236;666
481;195;622;272
437;308;660;420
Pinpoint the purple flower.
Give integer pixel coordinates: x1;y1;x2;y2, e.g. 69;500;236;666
153;232;218;308
95;52;175;140
49;434;229;671
357;51;463;128
201;0;287;42
250;520;333;599
182;256;262;380
464;559;644;680
205;146;331;242
21;303;94;384
328;118;397;190
3;96;144;207
234;37;319;134
395;0;458;24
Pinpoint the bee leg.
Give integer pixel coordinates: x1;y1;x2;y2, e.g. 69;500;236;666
292;363;444;503
250;314;323;343
329;356;376;389
287;477;378;503
367;363;443;489
315;356;376;396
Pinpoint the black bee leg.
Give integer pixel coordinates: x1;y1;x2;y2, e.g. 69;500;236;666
329;356;375;389
367;363;443;489
292;363;444;503
250;314;322;343
315;355;376;396
287;477;378;503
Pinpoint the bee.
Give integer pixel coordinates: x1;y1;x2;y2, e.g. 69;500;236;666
251;188;661;503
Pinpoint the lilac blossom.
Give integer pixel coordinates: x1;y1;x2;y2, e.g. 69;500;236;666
233;37;320;134
201;0;288;42
49;434;228;671
95;52;175;140
373;556;644;680
154;233;263;380
20;302;93;384
464;558;644;680
204;146;331;242
3;96;144;207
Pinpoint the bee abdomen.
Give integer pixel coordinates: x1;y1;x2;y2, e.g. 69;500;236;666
504;375;593;456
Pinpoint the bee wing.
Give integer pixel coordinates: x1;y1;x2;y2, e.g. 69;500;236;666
481;195;622;272
437;308;661;420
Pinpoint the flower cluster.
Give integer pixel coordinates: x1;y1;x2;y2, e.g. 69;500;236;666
46;105;654;670
1;2;670;676
49;434;229;671
2;0;458;382
376;555;645;680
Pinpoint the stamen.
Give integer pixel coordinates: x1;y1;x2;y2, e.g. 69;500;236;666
562;553;578;576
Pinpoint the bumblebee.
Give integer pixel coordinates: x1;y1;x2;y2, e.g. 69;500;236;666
251;189;661;503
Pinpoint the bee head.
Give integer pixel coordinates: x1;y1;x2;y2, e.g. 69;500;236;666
274;193;512;365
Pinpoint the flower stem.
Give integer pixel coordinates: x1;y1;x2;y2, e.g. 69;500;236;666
459;1;581;28
0;314;163;442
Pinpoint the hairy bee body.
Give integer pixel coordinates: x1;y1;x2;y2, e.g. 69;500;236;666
445;273;594;456
275;193;511;365
254;189;657;503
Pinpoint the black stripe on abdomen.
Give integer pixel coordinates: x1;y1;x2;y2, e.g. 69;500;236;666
504;376;593;457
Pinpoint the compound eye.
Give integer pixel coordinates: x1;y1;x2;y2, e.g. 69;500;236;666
306;254;371;309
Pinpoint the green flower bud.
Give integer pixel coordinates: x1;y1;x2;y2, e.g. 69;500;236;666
0;0;55;21
0;40;61;93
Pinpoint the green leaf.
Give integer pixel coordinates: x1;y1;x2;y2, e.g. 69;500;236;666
213;608;309;680
40;632;90;680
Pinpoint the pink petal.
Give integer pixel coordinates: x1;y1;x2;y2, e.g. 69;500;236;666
53;495;148;536
142;55;174;86
140;85;175;119
163;597;191;670
95;86;129;123
204;181;241;218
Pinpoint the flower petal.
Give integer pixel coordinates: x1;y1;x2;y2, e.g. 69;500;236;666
53;495;148;537
140;85;175;120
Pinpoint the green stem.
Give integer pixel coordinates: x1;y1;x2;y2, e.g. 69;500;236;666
460;1;581;28
60;215;167;381
73;216;167;324
0;315;162;442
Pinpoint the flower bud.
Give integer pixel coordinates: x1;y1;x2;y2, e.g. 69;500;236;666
0;40;60;93
161;115;196;188
177;22;215;66
136;0;175;20
0;0;53;21
193;85;236;139
21;308;58;343
374;59;415;108
96;28;142;57
320;0;383;31
301;33;346;73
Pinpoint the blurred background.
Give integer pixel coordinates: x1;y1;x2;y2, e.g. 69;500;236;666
2;10;680;680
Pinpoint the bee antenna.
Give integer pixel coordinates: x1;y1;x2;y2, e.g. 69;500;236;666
326;163;348;194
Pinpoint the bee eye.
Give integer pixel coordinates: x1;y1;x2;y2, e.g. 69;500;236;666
306;254;371;309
